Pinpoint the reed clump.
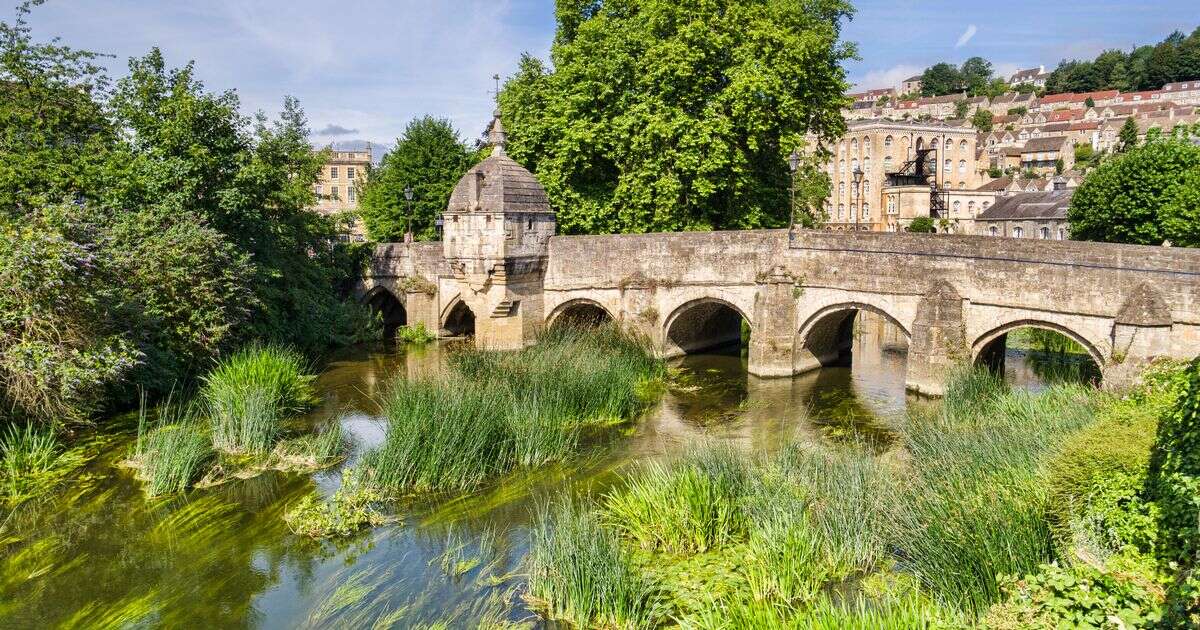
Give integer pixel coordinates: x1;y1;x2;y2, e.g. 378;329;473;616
203;345;316;454
0;422;89;507
359;324;665;494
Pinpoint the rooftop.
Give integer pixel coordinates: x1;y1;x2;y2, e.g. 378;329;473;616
977;189;1074;221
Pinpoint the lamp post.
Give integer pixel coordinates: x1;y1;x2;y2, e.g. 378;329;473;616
404;186;414;243
787;149;800;234
852;166;864;231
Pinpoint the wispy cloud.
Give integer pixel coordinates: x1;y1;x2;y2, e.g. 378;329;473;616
955;24;978;48
852;63;924;91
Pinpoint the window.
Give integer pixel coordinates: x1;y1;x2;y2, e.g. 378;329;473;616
851;158;859;172
315;184;323;196
851;138;858;152
960;140;968;152
862;203;870;220
330;166;339;179
330;185;339;200
885;135;893;148
1040;227;1050;239
839;159;846;173
931;138;939;150
1013;226;1024;238
944;159;951;172
958;160;966;174
348;187;356;203
989;226;998;236
347;166;356;179
958;181;966;189
968;201;976;215
839;182;845;198
883;156;893;172
863;157;871;173
863;179;870;195
863;137;872;151
1058;227;1066;240
953;200;961;213
838;204;845;219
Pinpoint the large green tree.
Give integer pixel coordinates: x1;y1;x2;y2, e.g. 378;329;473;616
359;116;474;242
920;63;964;96
1045;27;1200;95
1068;135;1200;247
499;0;855;234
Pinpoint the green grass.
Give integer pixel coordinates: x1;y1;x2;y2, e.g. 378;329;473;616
527;498;664;629
395;323;436;344
603;445;751;554
202;344;317;454
358;324;664;494
132;398;214;497
0;422;74;505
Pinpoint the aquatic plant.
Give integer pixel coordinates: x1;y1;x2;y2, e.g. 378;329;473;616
0;422;84;506
526;499;664;629
274;422;347;470
359;325;664;494
395;323;436;344
603;445;751;554
203;344;317;454
138;423;213;497
285;471;389;539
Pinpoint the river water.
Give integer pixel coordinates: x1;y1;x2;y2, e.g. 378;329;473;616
0;316;1075;628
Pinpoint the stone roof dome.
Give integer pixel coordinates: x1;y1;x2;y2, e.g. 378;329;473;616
446;113;552;215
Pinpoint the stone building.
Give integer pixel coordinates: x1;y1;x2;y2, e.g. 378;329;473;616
820;120;983;231
900;75;923;96
315;147;372;240
1019;136;1074;175
1009;66;1049;88
975;183;1073;240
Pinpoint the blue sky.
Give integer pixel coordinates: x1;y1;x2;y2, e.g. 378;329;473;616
20;1;1198;152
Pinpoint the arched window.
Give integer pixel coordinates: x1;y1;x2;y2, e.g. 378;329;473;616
1040;227;1050;239
958;160;966;174
960;140;968;152
862;202;870;220
968;201;976;215
952;200;961;214
838;182;845;197
916;137;925;151
958;181;966;189
863;179;871;196
989;225;998;236
851;138;858;152
982;201;991;210
838;204;845;219
863;137;872;152
944;159;951;173
839;159;846;173
883;156;893;171
863;157;872;173
1058;227;1066;240
885;135;894;148
1013;226;1024;238
851;158;859;172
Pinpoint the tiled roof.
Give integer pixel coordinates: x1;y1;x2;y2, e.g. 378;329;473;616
1021;136;1070;152
977;189;1074;220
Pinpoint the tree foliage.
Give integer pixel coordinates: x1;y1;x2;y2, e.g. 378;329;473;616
499;0;856;234
0;5;374;424
359;116;474;242
1045;27;1200;94
970;108;994;132
918;57;997;97
1067;134;1200;247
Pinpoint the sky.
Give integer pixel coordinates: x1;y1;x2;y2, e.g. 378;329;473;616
19;1;1199;154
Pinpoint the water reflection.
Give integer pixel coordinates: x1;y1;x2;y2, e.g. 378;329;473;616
0;312;1081;627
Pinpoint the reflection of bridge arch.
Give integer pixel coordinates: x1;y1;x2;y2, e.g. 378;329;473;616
546;298;615;329
663;297;752;357
794;302;910;372
440;296;476;337
362;286;407;339
972;319;1105;372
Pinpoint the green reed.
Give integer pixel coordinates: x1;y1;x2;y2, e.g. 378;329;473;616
1;422;61;502
527;499;664;629
203;344;317;454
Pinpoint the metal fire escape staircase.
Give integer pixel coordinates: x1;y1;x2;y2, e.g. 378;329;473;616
885;147;948;219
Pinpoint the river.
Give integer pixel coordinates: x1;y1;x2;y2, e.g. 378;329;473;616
0;315;1079;628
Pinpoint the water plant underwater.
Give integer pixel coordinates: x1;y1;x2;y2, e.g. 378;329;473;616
523;360;1200;628
124;345;344;497
354;324;666;495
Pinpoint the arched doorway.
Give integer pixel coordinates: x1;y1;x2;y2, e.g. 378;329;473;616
364;288;407;340
664;299;750;357
794;304;910;375
549;300;614;330
442;299;476;338
974;323;1102;387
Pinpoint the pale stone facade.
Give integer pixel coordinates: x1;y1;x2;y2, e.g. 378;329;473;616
314;148;371;240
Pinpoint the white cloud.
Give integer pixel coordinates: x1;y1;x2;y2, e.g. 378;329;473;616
852;64;924;91
955;24;978;48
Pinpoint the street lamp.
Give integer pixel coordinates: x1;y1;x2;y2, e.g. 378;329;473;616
852;166;864;231
404;186;414;242
787;149;801;233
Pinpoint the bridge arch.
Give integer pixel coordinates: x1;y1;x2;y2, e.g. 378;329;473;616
663;297;752;357
362;286;407;339
441;296;476;338
547;298;615;330
971;319;1105;373
794;302;910;373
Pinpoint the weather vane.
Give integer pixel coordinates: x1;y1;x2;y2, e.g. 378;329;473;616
490;73;501;104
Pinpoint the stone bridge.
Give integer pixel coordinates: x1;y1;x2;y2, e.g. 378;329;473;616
359;229;1200;395
356;114;1200;395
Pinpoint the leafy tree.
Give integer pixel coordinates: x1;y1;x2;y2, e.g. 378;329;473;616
907;216;936;233
920;63;963;96
1008;107;1028;117
1119;117;1140;152
954;100;969;119
1084;97;1096;109
1068;136;1200;246
960;56;993;96
1074;143;1095;168
500;0;856;234
359;116;474;242
970;108;994;132
789;145;832;228
1045;26;1200;94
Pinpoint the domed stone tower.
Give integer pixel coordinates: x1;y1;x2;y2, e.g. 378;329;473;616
442;113;557;349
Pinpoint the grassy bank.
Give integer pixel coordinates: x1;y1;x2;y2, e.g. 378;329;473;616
524;362;1194;627
356;325;665;495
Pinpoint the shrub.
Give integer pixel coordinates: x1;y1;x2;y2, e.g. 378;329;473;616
907;216;936;233
526;499;664;629
982;561;1164;629
1148;358;1200;568
395;323;436;345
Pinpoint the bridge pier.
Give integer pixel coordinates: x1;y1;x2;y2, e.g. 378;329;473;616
906;281;967;396
748;267;798;377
